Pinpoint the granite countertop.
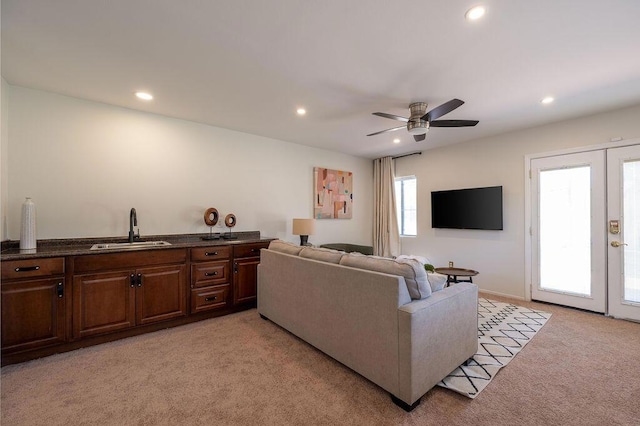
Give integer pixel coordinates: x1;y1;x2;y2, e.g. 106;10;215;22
1;231;276;261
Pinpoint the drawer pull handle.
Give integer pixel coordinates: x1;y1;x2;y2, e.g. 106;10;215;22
205;251;218;256
57;282;64;298
251;248;259;252
205;271;218;276
15;266;40;272
205;296;218;302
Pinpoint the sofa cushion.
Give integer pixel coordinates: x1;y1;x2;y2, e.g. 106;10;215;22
340;253;432;300
268;240;303;256
427;272;447;292
299;246;344;264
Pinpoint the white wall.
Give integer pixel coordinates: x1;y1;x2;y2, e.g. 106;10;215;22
1;79;8;241
4;85;373;245
396;103;640;299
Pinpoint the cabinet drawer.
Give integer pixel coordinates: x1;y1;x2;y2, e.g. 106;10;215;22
73;249;187;273
232;242;269;258
191;285;230;314
191;261;230;287
2;257;65;280
190;246;231;262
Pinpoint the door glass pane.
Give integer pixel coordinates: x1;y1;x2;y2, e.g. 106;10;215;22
539;166;591;295
623;160;640;303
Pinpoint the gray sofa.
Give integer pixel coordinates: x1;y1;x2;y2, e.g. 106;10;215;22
257;241;478;411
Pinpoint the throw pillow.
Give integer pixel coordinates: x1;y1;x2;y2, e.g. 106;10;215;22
396;254;433;267
426;272;447;292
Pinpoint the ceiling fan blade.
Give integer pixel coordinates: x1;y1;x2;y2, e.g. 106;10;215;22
366;125;405;137
413;134;426;142
423;99;464;121
430;119;479;127
372;112;409;122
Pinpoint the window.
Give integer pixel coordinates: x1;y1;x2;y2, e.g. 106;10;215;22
395;176;417;236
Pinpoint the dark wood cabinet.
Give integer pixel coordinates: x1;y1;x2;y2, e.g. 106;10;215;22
232;242;269;305
1;238;273;365
190;246;232;314
1;258;66;354
72;270;135;338
136;264;187;325
72;249;187;339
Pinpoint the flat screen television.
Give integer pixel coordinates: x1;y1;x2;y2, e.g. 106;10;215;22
431;186;503;230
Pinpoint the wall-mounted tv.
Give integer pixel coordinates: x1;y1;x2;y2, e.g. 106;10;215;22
431;186;503;230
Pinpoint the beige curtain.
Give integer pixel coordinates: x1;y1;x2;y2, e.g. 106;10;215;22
373;156;400;257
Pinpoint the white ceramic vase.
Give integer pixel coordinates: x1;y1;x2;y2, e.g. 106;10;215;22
20;197;37;250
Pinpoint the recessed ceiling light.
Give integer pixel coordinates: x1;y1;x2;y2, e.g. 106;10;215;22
296;108;306;116
135;91;153;101
541;96;555;104
393;138;401;144
465;5;486;21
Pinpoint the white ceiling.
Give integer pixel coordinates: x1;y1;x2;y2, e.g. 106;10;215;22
3;1;640;159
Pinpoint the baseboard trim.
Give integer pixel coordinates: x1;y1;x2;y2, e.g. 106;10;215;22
478;289;525;301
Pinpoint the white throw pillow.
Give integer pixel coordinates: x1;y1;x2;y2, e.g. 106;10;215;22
427;272;447;292
396;254;433;266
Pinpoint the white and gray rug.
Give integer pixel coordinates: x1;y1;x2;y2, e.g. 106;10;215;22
437;297;551;398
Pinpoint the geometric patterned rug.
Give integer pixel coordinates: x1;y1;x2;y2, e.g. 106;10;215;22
437;298;552;398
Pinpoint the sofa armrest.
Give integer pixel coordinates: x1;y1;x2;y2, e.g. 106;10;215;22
396;283;478;405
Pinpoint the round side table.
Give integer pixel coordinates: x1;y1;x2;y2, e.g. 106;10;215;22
434;267;479;287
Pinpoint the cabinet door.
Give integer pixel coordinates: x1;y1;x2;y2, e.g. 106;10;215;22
136;264;187;325
73;271;136;338
1;278;65;353
233;257;261;305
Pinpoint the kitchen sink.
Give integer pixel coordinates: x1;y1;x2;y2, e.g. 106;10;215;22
89;240;172;250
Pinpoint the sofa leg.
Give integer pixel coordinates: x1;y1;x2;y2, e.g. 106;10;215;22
259;314;269;321
390;395;421;412
463;357;474;366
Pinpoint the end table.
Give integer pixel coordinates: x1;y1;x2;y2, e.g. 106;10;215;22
434;267;479;287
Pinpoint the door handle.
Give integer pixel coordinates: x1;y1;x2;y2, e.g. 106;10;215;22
611;241;628;248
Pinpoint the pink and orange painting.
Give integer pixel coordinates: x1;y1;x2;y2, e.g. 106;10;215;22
314;167;353;219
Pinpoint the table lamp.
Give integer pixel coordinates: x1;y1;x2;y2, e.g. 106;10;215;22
292;218;315;246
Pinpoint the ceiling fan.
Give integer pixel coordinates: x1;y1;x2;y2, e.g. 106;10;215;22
367;99;479;142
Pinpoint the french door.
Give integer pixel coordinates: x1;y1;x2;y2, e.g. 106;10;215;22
607;145;640;320
531;144;640;321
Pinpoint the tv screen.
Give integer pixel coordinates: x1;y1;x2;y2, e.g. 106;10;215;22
431;186;503;230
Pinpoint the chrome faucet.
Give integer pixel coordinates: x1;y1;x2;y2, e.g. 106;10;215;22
128;208;140;243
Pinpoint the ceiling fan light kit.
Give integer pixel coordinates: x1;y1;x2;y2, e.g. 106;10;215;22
368;98;479;142
407;102;429;135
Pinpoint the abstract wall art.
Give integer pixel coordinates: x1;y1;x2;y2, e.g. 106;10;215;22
314;167;353;219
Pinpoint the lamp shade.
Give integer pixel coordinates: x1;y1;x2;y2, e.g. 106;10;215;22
292;218;315;236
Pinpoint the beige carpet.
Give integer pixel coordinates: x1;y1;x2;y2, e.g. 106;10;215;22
2;294;640;425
